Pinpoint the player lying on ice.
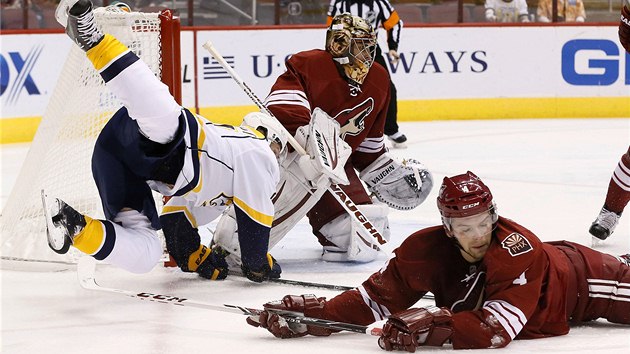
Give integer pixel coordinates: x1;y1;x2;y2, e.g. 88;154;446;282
212;13;434;268
247;171;630;351
43;0;296;282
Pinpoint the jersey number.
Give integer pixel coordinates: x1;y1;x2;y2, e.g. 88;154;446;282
512;271;527;286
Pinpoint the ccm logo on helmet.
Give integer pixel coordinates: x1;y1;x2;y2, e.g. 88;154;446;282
462;202;480;210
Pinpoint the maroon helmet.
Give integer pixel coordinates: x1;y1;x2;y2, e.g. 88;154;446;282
437;171;497;230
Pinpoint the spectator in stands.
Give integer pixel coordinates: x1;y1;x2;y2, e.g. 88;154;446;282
485;0;531;22
537;0;586;22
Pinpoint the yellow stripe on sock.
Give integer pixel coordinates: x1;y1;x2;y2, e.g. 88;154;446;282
233;197;273;227
161;206;197;227
210;269;222;280
73;216;105;255
188;244;211;272
86;34;130;71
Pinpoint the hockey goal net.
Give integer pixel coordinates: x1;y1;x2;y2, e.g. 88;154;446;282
0;7;181;266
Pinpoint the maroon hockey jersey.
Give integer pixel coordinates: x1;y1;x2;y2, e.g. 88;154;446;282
304;216;630;349
264;49;390;170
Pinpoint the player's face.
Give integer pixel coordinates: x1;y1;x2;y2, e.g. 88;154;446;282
450;211;494;262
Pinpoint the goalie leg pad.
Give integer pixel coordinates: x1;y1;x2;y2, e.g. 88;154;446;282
319;203;390;263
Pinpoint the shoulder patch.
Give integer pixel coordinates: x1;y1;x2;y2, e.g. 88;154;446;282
501;233;533;257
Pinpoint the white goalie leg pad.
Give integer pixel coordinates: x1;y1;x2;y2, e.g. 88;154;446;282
212;150;330;266
104;210;163;274
321;203;390;263
269;152;330;249
211;206;243;266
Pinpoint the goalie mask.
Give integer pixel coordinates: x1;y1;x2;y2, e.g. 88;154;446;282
437;171;498;234
325;13;377;85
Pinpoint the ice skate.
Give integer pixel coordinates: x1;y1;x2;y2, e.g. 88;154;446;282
589;207;621;241
387;132;408;149
42;190;86;254
56;0;104;51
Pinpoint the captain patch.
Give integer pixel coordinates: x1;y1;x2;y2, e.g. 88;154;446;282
501;233;533;256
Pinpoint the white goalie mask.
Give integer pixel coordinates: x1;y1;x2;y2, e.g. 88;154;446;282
242;112;289;160
325;13;377;85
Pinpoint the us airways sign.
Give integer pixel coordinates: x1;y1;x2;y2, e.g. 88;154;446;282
386;51;488;74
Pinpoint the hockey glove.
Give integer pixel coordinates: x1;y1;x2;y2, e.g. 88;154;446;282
378;307;453;352
241;253;282;283
620;5;630;53
246;295;333;338
195;245;229;280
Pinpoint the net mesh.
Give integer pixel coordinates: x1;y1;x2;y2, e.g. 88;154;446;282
1;8;166;265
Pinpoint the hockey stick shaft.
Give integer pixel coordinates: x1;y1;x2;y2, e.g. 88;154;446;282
227;270;435;300
202;41;393;255
77;258;382;335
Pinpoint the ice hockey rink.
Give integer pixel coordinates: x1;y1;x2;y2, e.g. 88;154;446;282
1;118;629;353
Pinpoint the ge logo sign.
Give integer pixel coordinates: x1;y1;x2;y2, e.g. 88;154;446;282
561;39;628;86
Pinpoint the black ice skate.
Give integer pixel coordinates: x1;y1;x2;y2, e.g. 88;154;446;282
387;132;408;149
589;207;621;240
41;190;86;254
57;0;104;52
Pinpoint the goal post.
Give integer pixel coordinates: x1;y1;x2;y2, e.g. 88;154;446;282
0;7;181;266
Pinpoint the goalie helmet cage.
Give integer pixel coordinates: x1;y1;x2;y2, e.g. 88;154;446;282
0;7;181;266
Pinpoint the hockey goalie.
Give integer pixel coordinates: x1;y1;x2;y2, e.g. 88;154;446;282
212;13;434;266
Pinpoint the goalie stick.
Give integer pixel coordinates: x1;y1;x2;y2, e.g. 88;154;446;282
77;257;383;335
202;41;394;256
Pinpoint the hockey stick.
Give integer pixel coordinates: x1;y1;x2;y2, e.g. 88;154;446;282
227;269;354;291
202;41;393;256
77;257;383;335
227;270;435;300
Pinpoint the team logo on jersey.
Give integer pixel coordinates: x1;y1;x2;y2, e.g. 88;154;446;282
501;233;533;257
202;193;232;207
336;98;374;139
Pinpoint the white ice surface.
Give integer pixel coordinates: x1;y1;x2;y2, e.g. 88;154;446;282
1;118;629;353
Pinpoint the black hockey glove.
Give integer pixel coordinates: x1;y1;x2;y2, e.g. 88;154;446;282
241;253;281;282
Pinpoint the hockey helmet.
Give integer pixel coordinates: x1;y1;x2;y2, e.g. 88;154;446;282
242;111;289;158
437;171;498;231
325;13;377;85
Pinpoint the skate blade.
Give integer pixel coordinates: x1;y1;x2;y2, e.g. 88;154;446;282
390;142;408;149
41;190;72;254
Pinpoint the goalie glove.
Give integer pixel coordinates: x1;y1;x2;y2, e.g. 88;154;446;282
246;295;333;338
620;4;630;53
360;154;433;210
378;307;453;352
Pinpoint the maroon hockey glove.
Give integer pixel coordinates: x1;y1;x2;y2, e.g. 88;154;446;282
378;307;453;352
246;295;333;338
620;5;630;53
